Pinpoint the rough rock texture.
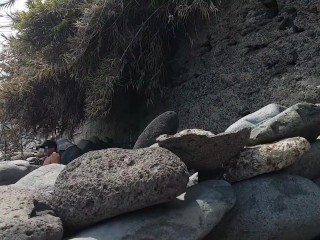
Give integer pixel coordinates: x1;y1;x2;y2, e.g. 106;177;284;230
69;180;236;240
157;128;250;171
205;174;320;240
225;103;286;132
225;137;310;182
165;0;320;133
285;140;320;179
0;160;38;185
52;147;189;230
15;164;66;193
0;186;63;240
250;103;320;145
134;111;179;149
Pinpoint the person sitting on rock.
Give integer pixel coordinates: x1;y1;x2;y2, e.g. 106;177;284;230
38;140;61;165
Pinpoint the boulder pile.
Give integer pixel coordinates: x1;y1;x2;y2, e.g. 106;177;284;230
2;103;320;240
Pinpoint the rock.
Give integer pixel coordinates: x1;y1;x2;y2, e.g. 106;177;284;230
224;137;310;182
11;151;36;160
0;160;37;185
60;145;83;165
26;156;43;165
314;178;320;188
88;136;112;150
69;180;236;240
133;111;179;149
225;103;286;133
26;156;37;162
205;174;320;240
57;138;74;152
149;143;159;148
0;186;63;240
165;0;320;137
187;172;198;188
259;0;278;9
76;139;95;153
157;128;250;171
285;140;320;179
250;103;320;145
52;147;189;230
14;164;65;193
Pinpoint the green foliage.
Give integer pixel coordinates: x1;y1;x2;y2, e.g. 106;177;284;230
0;0;219;134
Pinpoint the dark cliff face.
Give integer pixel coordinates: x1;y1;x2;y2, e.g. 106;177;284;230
165;0;320;133
75;0;320;145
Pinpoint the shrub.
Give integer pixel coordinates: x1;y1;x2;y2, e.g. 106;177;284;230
0;0;219;134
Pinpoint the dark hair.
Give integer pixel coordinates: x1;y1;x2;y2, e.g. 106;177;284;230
38;140;57;150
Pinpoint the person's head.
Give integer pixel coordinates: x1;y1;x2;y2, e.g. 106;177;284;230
38;140;57;156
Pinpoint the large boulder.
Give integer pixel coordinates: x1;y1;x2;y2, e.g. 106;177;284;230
76;139;96;153
250;103;320;145
0;160;38;185
14;164;65;193
314;178;320;188
69;180;236;240
133;111;179;149
52;147;189;230
205;174;320;240
88;136;113;150
285;140;320;179
0;186;63;240
224;137;310;182
225;103;286;133
157;128;250;171
57;138;74;152
60;145;83;165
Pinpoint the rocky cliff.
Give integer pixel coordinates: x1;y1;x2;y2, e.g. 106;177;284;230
166;0;320;133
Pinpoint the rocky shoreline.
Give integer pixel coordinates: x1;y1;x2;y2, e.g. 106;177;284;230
1;103;320;240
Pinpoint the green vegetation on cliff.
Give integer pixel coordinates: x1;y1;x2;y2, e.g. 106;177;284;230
0;0;217;134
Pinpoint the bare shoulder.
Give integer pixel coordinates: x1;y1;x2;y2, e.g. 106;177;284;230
52;152;60;157
51;152;61;163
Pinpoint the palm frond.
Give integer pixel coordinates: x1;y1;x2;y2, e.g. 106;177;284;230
0;0;16;9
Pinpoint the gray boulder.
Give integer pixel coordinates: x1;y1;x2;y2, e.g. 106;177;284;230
0;160;38;185
285;140;320;179
60;145;83;165
250;103;320;145
133;111;179;149
0;186;63;240
52;147;189;230
57;138;74;152
157;128;250;171
15;164;65;193
205;174;320;240
88;136;113;150
225;103;286;133
69;180;236;240
225;137;310;182
314;178;320;188
11;151;36;160
76;139;95;153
